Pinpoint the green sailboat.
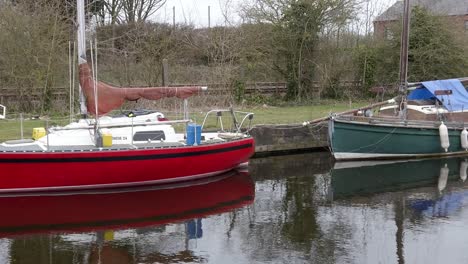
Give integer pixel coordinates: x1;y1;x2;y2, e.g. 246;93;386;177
328;0;468;161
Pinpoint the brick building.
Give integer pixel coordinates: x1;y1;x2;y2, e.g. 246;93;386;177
374;0;468;39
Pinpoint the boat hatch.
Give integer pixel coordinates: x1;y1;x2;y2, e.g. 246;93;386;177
133;131;166;141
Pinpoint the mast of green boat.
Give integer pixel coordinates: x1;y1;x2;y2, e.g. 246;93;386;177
398;0;411;120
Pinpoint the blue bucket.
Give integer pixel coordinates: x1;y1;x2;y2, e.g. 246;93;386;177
187;123;202;146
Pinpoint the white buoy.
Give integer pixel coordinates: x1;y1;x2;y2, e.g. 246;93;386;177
460;161;468;182
439;122;449;152
438;164;449;192
461;128;468;150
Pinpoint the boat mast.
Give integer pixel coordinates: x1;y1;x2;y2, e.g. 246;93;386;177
77;0;88;117
398;0;411;118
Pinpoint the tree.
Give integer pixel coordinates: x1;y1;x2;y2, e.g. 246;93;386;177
103;0;123;25
0;1;70;112
375;6;468;84
121;0;166;24
243;0;358;101
407;6;467;81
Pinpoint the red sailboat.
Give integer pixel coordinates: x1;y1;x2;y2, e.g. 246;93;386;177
0;0;255;193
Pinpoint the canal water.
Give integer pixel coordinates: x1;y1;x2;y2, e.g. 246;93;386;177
2;153;468;263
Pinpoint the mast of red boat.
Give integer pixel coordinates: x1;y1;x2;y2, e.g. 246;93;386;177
398;0;411;119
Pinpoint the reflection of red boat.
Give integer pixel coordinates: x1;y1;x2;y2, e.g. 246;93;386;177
0;170;254;237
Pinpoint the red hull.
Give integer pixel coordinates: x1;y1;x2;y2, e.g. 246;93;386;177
0;137;254;192
0;170;254;237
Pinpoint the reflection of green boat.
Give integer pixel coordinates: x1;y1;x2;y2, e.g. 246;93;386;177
331;157;468;199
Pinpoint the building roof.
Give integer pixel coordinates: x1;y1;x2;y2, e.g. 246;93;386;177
375;0;468;22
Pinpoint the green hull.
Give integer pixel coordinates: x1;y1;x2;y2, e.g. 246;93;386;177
330;118;468;160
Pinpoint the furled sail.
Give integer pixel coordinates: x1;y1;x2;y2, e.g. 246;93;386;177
79;63;205;116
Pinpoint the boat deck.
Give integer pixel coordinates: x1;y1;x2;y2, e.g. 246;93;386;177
0;144;45;152
0;139;227;153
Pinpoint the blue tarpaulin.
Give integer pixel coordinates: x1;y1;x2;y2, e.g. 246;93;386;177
186;219;203;239
407;79;468;111
410;191;468;218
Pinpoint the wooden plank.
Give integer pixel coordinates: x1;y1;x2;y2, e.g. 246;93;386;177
434;90;452;95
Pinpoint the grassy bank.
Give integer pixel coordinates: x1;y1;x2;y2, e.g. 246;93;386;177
0;117;70;141
0;101;367;141
242;101;365;125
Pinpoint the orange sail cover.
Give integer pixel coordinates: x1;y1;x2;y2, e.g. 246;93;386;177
79;63;205;116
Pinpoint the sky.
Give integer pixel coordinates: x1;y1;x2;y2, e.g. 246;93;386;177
159;0;243;27
156;0;398;28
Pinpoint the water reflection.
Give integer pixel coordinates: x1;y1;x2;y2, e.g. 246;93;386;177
0;170;254;263
3;154;468;263
327;156;468;264
251;154;468;264
330;157;467;199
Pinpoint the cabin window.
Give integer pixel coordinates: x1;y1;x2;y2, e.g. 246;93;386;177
133;131;165;141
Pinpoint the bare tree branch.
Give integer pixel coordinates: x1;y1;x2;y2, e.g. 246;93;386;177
121;0;166;24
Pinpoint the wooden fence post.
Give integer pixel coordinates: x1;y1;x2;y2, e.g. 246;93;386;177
162;59;169;86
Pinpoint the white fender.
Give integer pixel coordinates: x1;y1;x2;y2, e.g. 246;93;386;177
460;160;468;182
438;164;449;192
461;128;468;150
439;122;449;152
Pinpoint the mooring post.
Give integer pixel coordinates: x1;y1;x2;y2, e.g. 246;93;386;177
172;6;176;30
131;116;134;146
46;118;49;151
162;58;169;87
20;113;23;139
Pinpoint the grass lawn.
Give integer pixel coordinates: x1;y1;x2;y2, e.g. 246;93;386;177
241;101;366;125
167;101;367;131
0;101;368;141
0;118;69;142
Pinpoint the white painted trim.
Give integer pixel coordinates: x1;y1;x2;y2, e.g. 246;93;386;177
236;162;249;172
334;151;468;161
333;159;414;169
380;104;449;115
0;168;234;194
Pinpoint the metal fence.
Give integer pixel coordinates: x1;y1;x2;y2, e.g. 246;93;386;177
0;81;394;107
